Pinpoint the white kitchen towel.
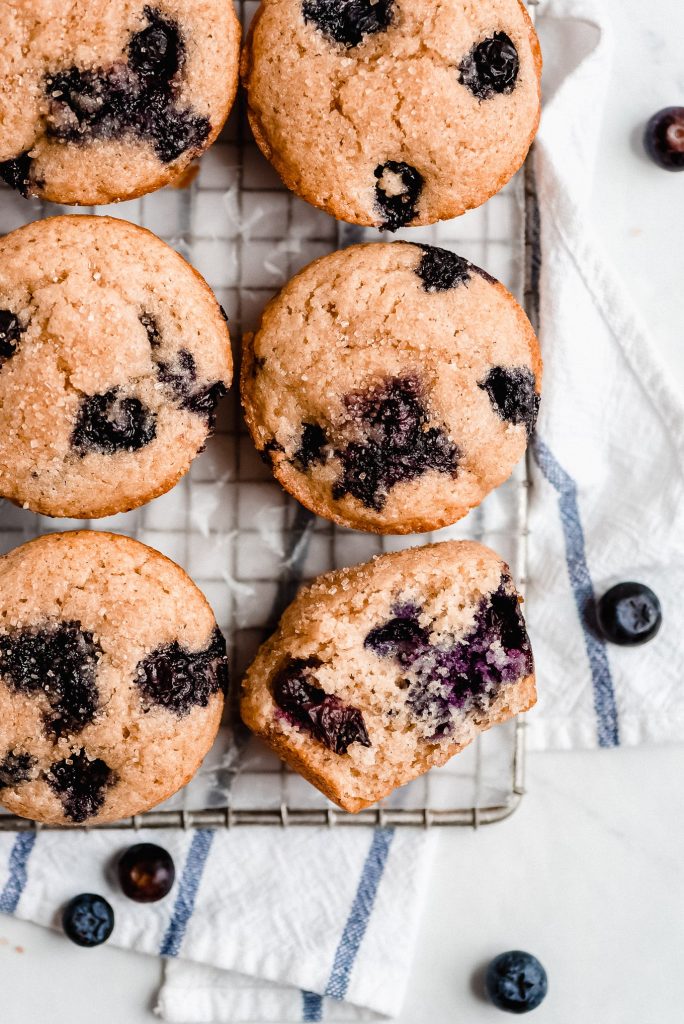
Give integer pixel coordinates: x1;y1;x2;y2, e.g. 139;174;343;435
0;825;433;1022
526;0;684;750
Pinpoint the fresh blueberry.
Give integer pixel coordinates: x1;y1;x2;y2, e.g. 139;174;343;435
62;894;115;948
0;621;101;739
118;843;176;903
596;582;662;646
134;627;228;716
273;657;371;755
644;107;684;171
302;0;394;48
459;32;520;101
374;161;424;231
47;749;116;823
332;376;460;511
293;422;328;471
0;152;33;197
485;951;548;1014
0;309;23;364
479;366;540;438
71;389;157;455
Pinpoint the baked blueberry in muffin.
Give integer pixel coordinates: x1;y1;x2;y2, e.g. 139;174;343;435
242;242;541;534
0;215;232;518
241;541;536;812
0;531;228;826
0;2;241;205
242;0;541;226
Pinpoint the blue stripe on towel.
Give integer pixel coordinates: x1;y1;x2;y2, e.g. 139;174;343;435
160;829;215;957
532;436;620;747
301;990;323;1021
325;829;395;1002
0;833;37;914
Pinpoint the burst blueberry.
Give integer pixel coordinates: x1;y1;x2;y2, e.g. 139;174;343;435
72;389;157;454
0;152;33;197
302;0;394;48
47;749;116;823
374;162;424;231
459;32;520;101
0;621;101;739
293;422;328;471
479;366;539;438
273;657;371;754
333;376;460;511
485;951;548;1014
134;627;228;716
62;894;115;948
0;310;23;365
0;751;35;789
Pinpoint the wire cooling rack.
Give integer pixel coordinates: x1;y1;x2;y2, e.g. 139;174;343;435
0;0;541;830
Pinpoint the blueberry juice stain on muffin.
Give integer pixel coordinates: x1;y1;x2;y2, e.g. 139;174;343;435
272;657;370;754
365;579;533;739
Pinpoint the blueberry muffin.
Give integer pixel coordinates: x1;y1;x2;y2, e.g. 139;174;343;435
242;0;541;228
0;2;240;205
242;243;541;534
241;541;535;812
0;531;228;826
0;215;232;519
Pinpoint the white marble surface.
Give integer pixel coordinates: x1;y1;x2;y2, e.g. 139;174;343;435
2;0;683;1020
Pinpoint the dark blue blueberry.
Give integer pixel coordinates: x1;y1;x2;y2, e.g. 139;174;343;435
293;423;328;471
134;627;228;716
0;751;36;789
261;438;285;465
45;7;209;165
597;582;662;646
366;580;532;735
478;366;539;438
140;312;161;348
485;951;548;1014
72;389;157;454
62;894;115;948
48;750;116;823
413;244;472;291
0;310;23;365
273;657;371;755
644;107;684;171
459;32;520;101
374;162;424;231
332;376;460;511
155;348;226;426
128;7;182;82
0;621;101;739
118;843;176;903
0;152;33;197
302;0;394;47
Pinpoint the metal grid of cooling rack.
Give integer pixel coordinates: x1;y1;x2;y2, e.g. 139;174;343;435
0;0;540;830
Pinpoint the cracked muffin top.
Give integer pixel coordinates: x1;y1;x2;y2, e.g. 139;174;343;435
0;215;232;518
241;242;541;534
0;1;241;205
0;531;227;826
242;0;541;228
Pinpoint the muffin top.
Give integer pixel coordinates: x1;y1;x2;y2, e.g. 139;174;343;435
241;540;536;812
0;531;227;826
0;215;232;518
242;0;541;227
242;242;541;534
0;1;241;204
